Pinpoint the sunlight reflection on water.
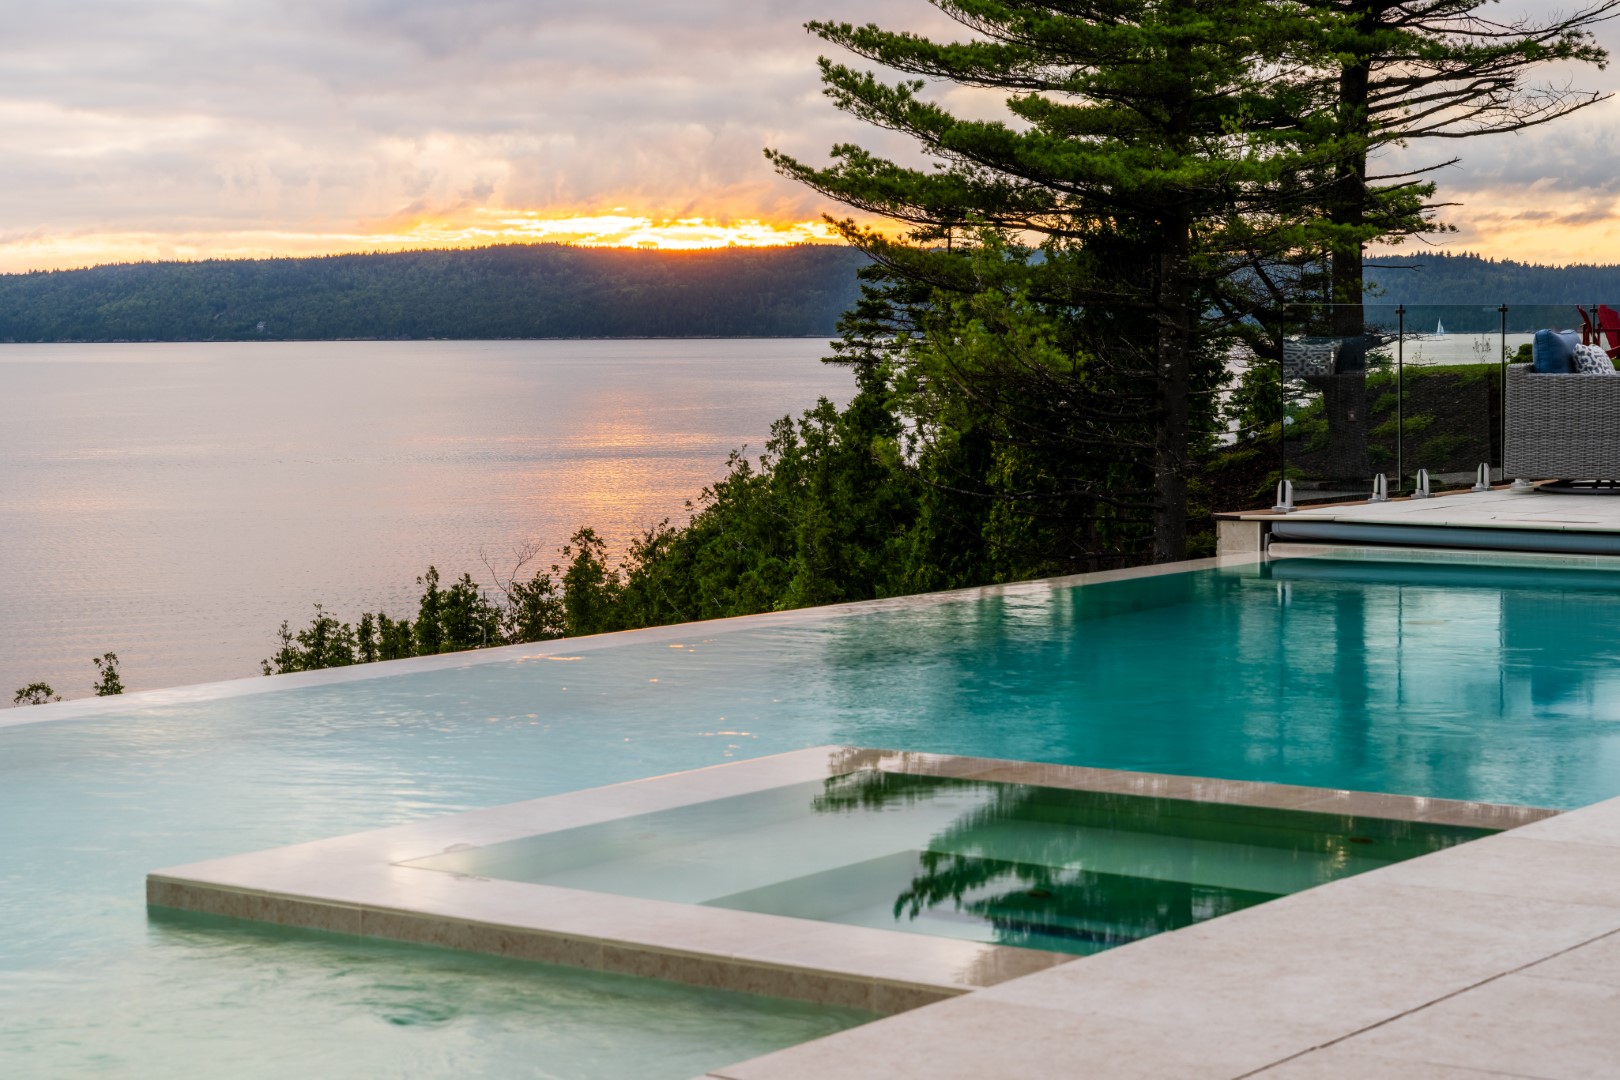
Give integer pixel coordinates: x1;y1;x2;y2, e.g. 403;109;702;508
0;339;851;697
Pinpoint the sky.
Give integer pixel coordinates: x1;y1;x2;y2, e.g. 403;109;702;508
3;0;1619;273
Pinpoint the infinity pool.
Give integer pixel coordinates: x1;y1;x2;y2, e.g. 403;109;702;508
6;558;1620;1077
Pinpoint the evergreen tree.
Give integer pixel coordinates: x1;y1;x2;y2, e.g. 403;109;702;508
260;604;357;674
375;613;416;660
558;529;624;637
431;572;504;652
413;567;446;655
1311;1;1617;332
769;0;1365;561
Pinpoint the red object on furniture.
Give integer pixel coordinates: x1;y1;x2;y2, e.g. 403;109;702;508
1577;305;1620;358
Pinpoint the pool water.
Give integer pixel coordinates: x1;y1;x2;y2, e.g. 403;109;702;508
407;773;1491;957
6;558;1620;1076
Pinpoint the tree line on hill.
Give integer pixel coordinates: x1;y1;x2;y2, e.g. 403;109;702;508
1365;253;1620;306
1364;253;1620;328
3;244;1614;346
0;244;869;342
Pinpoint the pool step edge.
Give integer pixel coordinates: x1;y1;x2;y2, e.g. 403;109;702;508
143;872;1006;1016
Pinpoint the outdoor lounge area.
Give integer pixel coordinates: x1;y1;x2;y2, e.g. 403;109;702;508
1266;305;1620;507
1222;316;1620;563
1504;333;1620;491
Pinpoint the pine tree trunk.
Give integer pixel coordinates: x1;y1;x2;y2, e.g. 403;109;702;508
1152;208;1193;564
1331;58;1371;340
1322;51;1375;484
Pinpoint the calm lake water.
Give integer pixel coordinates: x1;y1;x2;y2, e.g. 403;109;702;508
0;340;851;699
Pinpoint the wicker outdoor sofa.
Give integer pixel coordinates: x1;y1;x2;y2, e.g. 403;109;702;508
1505;364;1620;482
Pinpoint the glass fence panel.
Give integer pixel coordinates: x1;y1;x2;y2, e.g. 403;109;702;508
1273;305;1392;503
1386;305;1505;493
1261;304;1516;503
1224;301;1619;510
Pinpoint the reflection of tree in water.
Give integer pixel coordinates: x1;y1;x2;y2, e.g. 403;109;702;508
812;760;965;813
813;768;1274;953
891;850;1268;953
813;767;1486;954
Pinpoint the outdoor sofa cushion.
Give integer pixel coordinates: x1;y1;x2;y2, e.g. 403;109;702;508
1281;340;1338;378
1533;329;1578;373
1573;343;1615;375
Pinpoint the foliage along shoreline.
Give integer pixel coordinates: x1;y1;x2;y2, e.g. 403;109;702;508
261;359;1268;677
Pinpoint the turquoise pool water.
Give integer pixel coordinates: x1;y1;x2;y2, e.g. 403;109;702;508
6;558;1620;1076
408;774;1490;956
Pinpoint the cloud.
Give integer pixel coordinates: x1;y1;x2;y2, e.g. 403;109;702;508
1373;92;1620;265
3;0;1620;270
0;0;953;268
1357;0;1620;264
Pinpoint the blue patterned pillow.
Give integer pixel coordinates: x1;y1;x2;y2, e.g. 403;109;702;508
1574;343;1615;374
1534;329;1578;373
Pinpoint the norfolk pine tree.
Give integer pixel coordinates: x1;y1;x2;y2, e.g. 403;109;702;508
1312;0;1618;338
770;0;1376;561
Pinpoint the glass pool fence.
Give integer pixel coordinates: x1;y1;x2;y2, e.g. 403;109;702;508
1231;302;1616;506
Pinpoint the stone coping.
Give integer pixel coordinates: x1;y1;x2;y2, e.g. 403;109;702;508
1226;486;1620;534
1267;542;1620;572
1214;483;1511;521
11;554;1262;729
147;745;1546;1015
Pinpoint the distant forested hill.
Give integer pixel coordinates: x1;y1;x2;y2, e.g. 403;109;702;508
8;246;1610;344
0;244;869;342
1366;252;1620;306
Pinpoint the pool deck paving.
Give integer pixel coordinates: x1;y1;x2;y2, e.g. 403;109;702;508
1220;484;1620;566
699;792;1620;1080
1237;485;1620;533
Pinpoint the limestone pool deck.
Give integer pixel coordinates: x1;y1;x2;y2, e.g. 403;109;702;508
1220;484;1620;564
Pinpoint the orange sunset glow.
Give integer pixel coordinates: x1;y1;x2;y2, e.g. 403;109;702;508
8;204;1620;277
0;212;852;274
406;210;848;250
7;190;1620;275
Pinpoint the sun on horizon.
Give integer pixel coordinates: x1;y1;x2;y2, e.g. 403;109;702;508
0;210;859;275
7;200;1620;275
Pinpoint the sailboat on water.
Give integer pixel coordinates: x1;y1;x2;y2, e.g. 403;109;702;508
1436;318;1446;334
